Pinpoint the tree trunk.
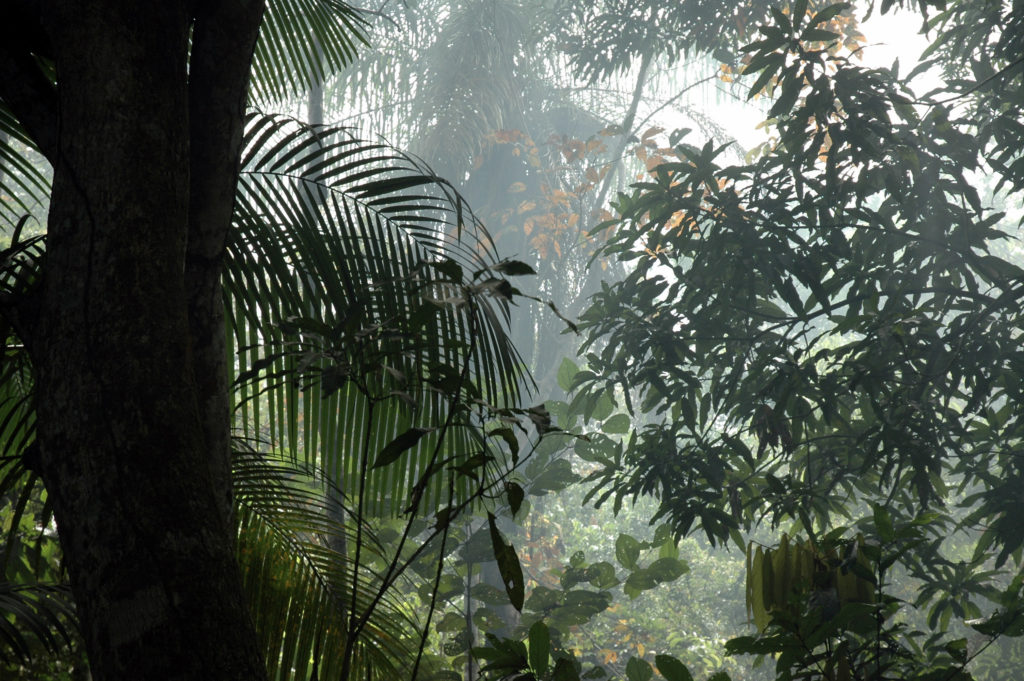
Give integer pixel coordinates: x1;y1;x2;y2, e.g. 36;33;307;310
16;2;266;679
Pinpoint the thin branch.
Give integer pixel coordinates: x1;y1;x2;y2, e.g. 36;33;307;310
594;52;654;214
409;474;455;681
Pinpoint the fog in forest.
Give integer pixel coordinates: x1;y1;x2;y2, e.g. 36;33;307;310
1;1;1022;680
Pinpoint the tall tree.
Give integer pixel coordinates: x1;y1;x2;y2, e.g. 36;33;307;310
571;0;1024;677
0;2;290;678
0;1;536;677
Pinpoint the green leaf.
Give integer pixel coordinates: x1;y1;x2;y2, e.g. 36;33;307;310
602;413;631;434
430;257;464;282
791;0;809;31
490;426;520;461
872;504;895;543
488;513;525;611
944;638;967;663
471;583;510;606
615;533;641;569
507;482;525;516
529;620;550;677
654;654;693;681
586;561;619;589
808;2;850;28
800;28;840;43
626;656;653;681
624;569;658;599
371;427;432;469
587;391;615;422
647;557;689;583
530;459;581;495
491;259;537;277
557;357;580;393
553;657;581;681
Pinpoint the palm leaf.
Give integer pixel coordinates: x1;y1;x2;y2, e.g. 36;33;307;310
227;113;528;517
0;582;76;665
234;448;421;681
251;0;369;106
0;109;49;233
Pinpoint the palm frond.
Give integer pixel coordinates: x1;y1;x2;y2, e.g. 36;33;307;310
0;582;76;665
0;109;50;233
227;113;528;516
412;0;530;178
234;448;423;681
0;231;48;581
252;0;369;106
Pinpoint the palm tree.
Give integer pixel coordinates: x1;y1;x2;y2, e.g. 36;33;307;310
0;1;533;678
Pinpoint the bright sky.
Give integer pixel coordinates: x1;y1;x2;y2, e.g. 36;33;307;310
706;4;937;153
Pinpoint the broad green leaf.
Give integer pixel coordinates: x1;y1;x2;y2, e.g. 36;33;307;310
625;656;653;681
602;413;631;434
488;513;525;611
615;533;641;570
647;557;689;582
507;481;525;516
491;259;537;277
528;620;550;677
654;654;693;681
371;427;432;469
557;357;580;393
872;504;894;543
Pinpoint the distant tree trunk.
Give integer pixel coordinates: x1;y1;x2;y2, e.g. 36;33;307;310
3;2;266;679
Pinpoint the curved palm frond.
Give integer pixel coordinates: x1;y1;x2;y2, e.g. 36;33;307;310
0;221;49;572
234;449;422;681
412;0;531;180
0;581;75;665
0;351;74;669
0;110;50;232
227;112;528;517
252;0;369;107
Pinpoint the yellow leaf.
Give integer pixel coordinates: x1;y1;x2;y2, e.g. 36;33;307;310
508;182;527;193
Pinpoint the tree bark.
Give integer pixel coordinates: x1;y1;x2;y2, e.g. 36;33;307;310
186;0;267;529
7;2;267;679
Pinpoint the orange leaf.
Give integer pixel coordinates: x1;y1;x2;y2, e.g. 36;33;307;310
641;126;664;141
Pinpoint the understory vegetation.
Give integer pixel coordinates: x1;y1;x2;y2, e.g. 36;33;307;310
1;0;1022;679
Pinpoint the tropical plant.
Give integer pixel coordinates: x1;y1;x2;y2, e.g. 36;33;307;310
228;111;541;679
568;0;1024;679
0;1;543;679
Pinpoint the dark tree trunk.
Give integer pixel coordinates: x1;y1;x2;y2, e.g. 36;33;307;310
1;1;267;679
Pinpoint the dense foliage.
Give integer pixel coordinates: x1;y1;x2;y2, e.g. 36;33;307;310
566;0;1024;679
2;0;1022;679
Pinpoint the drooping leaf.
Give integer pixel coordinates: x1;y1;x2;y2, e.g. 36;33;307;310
528;620;550;677
488;512;524;611
372;427;433;469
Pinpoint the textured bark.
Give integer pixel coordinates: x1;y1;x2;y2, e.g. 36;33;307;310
186;0;266;531
7;1;267;679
